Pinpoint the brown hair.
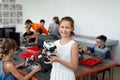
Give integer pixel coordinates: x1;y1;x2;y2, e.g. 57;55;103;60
36;28;43;34
40;19;45;23
53;16;60;25
25;19;32;25
60;16;75;35
0;38;17;60
96;35;107;42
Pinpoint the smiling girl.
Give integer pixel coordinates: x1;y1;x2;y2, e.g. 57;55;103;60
48;16;79;80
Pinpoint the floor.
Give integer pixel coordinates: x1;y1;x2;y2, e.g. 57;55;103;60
97;65;120;80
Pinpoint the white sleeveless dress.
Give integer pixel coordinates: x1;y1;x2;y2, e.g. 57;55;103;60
50;40;76;80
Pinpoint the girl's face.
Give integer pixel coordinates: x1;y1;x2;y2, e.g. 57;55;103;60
59;20;73;38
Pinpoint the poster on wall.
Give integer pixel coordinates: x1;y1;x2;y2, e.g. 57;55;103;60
2;4;9;10
0;4;2;10
10;4;16;10
0;18;2;24
0;0;22;28
16;4;22;10
0;11;2;17
10;11;16;17
10;18;16;24
3;18;9;24
3;11;9;17
10;0;16;3
2;0;9;3
17;11;22;17
17;18;22;24
2;0;16;3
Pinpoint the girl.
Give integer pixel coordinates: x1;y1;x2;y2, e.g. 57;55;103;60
48;16;61;39
0;38;40;80
47;16;79;80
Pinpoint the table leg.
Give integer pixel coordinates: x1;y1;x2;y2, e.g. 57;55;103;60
76;77;83;80
80;77;83;80
88;74;91;80
110;67;113;80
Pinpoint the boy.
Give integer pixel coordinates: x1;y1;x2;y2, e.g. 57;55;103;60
87;35;111;59
40;19;45;26
23;25;36;43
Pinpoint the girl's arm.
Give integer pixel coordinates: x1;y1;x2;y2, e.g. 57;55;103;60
16;62;25;68
6;62;40;80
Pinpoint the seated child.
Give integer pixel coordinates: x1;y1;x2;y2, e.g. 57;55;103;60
79;35;112;80
0;38;40;80
31;28;44;45
79;35;111;60
88;35;111;59
23;25;36;43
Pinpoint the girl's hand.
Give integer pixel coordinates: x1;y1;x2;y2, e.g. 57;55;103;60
44;56;59;64
42;49;46;54
33;65;41;72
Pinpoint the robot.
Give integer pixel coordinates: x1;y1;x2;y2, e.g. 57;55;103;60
24;40;57;72
43;40;57;56
79;48;84;60
25;56;39;70
24;55;52;72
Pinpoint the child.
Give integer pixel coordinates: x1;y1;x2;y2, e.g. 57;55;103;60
87;35;111;59
81;35;111;80
23;25;36;43
33;28;43;45
25;19;48;35
48;16;61;40
0;38;40;80
47;16;79;80
40;19;45;26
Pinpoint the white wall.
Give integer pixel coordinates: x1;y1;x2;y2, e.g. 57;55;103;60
16;0;120;62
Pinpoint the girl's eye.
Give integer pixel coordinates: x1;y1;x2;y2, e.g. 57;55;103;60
61;26;64;28
66;27;70;29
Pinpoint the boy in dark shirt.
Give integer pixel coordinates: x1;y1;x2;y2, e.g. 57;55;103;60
23;25;36;43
